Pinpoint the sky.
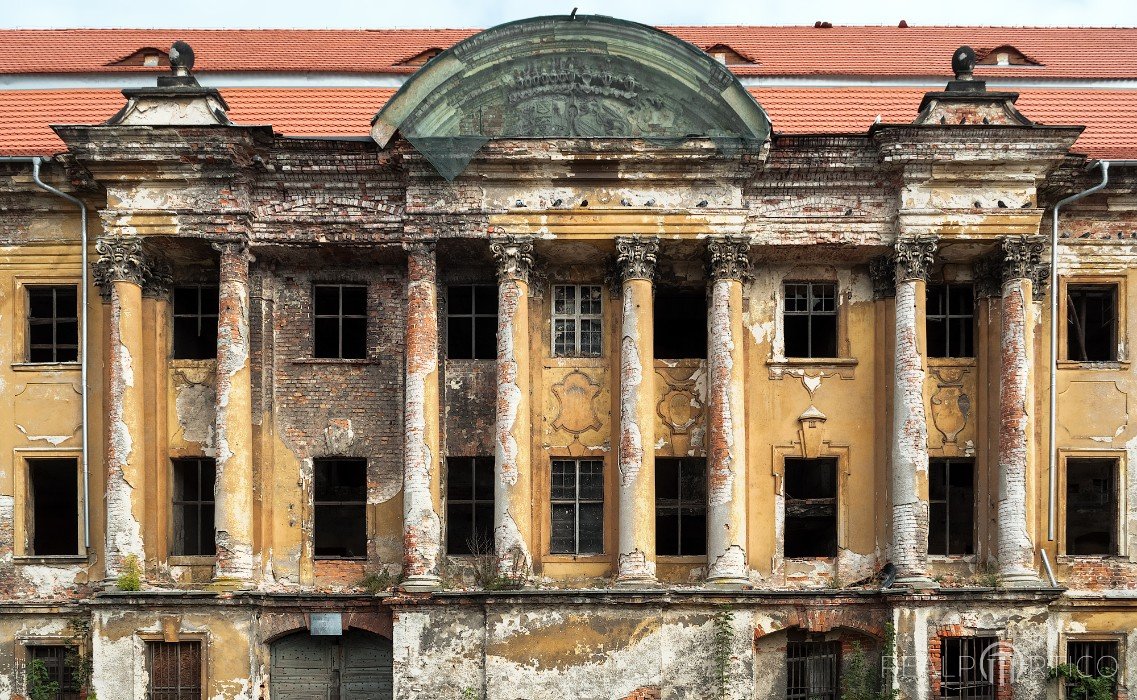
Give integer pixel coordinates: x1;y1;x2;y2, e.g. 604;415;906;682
4;0;1137;28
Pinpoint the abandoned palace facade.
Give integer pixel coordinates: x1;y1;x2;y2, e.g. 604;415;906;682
3;14;1137;700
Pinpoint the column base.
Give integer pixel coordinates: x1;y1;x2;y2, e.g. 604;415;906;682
207;577;254;592
401;574;442;593
614;573;658;588
704;576;750;590
997;569;1042;588
889;575;940;591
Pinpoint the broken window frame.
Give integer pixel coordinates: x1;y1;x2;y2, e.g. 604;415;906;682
939;636;999;700
312;457;368;560
312;283;368;360
653;288;708;360
783;281;838;359
1065;639;1120;698
655;457;707;556
552;284;603;358
929;458;975;556
171;458;216;557
445;456;495;555
782;456;839;558
171;284;219;360
786;638;841;700
145;640;203;700
1063;456;1120;557
26;644;81;700
24;457;80;557
26;285;79;364
549;458;604;555
1065;282;1119;363
926;283;976;359
446;284;498;360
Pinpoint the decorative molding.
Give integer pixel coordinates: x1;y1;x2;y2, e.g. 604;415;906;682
972;255;1002;299
615;236;660;283
550;370;604;436
93;236;149;291
894;235;938;282
928;366;972;451
490;235;536;284
1000;235;1046;289
706;235;751;281
868;254;896;300
212;238;254;262
401;240;436;257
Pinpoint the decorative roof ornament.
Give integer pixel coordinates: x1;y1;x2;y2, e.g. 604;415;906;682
952;45;976;81
105;39;232;126
907;45;1033;126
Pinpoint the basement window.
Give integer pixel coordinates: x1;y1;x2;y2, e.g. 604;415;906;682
1066;641;1119;694
1067;285;1117;362
171;458;215;557
447;285;497;360
27;285;78;363
655;457;707;556
146;641;201;700
552;285;602;357
654;289;707;359
172;285;219;360
314;284;368;359
783;282;837;359
787;639;840;700
929;458;975;556
940;636;998;700
25;458;79;556
446;456;494;555
550;459;604;555
313;458;367;559
1065;458;1118;556
26;645;80;700
783;457;837;558
927;284;975;358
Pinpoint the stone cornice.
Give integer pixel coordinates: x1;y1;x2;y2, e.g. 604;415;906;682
894;235;938;282
490;235;535;284
615;236;660;283
706;235;751;281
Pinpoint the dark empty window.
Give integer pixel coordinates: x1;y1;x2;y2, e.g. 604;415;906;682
940;637;998;700
927;284;975;358
1065;458;1118;556
314;284;367;359
172;458;215;557
1067;285;1117;362
929;459;975;556
784;282;837;358
27;286;78;363
784;457;837;558
446;456;494;555
314;458;367;559
786;639;840;700
1067;641;1119;696
654;289;707;359
447;285;497;360
26;645;80;700
553;285;602;357
550;459;604;554
656;457;706;556
172;285;218;360
146;641;201;700
26;458;78;556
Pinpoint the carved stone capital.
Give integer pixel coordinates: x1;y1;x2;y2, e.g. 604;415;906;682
894;235;938;282
615;236;660;283
212;238;254;262
401;240;437;257
706;235;751;281
972;255;1002;300
142;258;174;300
869;254;896;299
93;236;149;291
490;236;535;284
1000;235;1046;286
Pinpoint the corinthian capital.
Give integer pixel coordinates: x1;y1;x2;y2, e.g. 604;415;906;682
615;236;660;283
212;238;254;261
490;236;535;283
1000;235;1047;289
894;235;938;282
93;236;150;290
706;236;751;281
142;258;173;299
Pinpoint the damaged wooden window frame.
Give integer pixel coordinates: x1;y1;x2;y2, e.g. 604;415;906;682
783;281;838;359
1061;454;1123;557
782;457;839;558
25;644;81;700
144;639;203;700
786;638;841;700
929;458;976;556
926;283;976;358
313;283;368;360
172;284;219;360
550;458;604;555
18;454;82;558
552;284;603;358
446;284;498;360
939;636;999;700
26;284;79;364
445;456;495;555
655;457;707;556
170;457;216;557
1061;277;1125;364
653;288;708;360
312;457;368;560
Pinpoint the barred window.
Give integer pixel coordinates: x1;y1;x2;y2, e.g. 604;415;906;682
655;457;706;556
786;640;840;700
1066;641;1119;698
447;285;497;360
446;456;495;555
927;284;975;358
929;459;975;556
940;636;998;700
552;285;602;357
313;458;367;559
27;286;78;363
172;285;219;360
172;458;215;557
783;282;837;358
550;459;604;554
146;641;201;700
26;645;80;700
313;284;368;359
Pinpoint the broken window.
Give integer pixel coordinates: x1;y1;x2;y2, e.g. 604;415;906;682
1067;641;1120;695
552;285;602;357
786;639;840;700
1067;285;1117;362
939;636;998;700
550;459;604;554
446;285;497;360
927;284;975;358
25;458;78;556
783;282;837;359
27;285;78;363
446;456;495;555
1065;458;1118;555
783;457;837;558
172;285;219;360
929;459;975;556
313;458;367;559
146;641;201;700
313;284;368;359
26;645;80;700
654;289;707;359
655;457;706;556
171;458;215;557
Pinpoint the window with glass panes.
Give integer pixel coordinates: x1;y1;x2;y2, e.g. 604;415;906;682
446;456;494;554
172;285;219;360
313;284;367;359
786;640;840;700
313;458;367;558
446;285;497;359
26;645;80;700
929;459;975;556
27;286;78;363
550;459;604;554
146;641;201;700
552;285;602;357
171;458;215;556
783;282;837;358
655;458;706;556
927;284;975;358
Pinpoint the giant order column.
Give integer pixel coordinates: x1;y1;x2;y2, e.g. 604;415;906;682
94;236;150;584
402;242;443;591
490;236;534;577
889;235;938;588
615;236;659;586
212;239;256;584
705;236;751;586
996;235;1044;586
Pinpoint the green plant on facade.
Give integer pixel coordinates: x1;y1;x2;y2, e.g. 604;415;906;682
467;535;529;591
360;570;396;594
117;554;142;591
1049;663;1117;700
67;613;96;700
711;606;734;700
26;658;60;700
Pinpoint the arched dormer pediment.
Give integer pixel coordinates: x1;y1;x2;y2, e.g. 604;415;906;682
370;14;772;179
